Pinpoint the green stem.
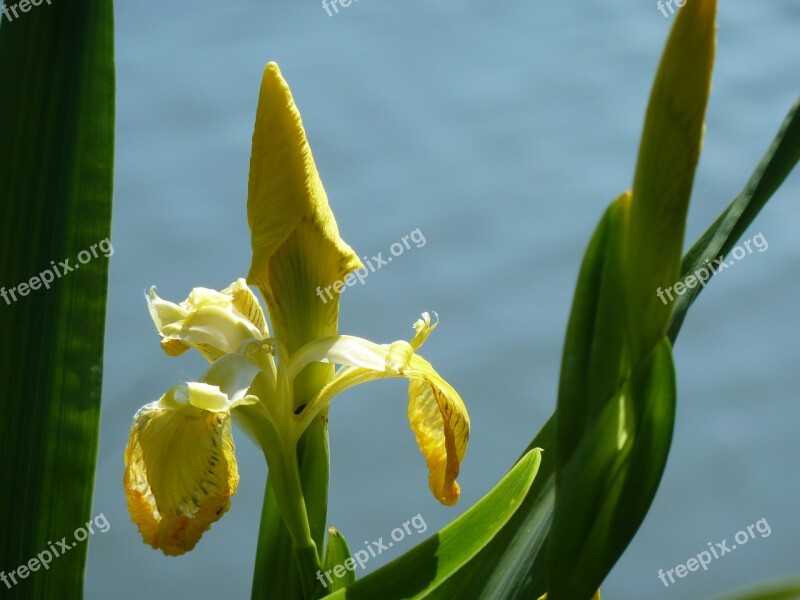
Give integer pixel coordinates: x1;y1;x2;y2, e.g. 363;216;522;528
295;415;330;557
269;448;319;556
252;423;327;599
294;544;323;599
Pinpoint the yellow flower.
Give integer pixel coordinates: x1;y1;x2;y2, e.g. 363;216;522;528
126;303;469;553
124;62;470;558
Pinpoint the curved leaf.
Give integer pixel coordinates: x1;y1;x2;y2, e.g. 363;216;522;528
322;449;542;600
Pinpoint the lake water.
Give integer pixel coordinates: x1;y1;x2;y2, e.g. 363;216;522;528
87;1;800;598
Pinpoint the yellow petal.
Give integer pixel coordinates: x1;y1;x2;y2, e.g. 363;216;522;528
292;322;471;504
407;365;470;506
246;62;361;396
222;278;268;336
147;280;266;362
123;395;239;556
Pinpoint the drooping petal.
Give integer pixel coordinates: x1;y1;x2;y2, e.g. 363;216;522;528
294;317;470;505
124;363;260;555
147;279;267;361
246;63;361;405
406;364;469;506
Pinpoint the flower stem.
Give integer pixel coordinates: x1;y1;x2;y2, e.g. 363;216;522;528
252;427;324;599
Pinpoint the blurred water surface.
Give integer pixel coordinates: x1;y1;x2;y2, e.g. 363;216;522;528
87;1;799;598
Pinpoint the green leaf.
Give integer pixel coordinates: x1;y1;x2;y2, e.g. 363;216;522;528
321;449;542;600
428;87;800;600
547;4;714;597
316;526;356;596
668;96;800;342
555;194;630;478
549;341;676;599
0;3;115;598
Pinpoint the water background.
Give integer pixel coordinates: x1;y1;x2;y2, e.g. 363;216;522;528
87;1;800;598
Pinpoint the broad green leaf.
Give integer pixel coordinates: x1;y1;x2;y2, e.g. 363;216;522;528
385;8;797;600
668;96;800;342
322;449;542;600
625;0;716;359
0;3;115;598
427;83;800;600
555;194;630;478
548;4;713;597
546;182;675;600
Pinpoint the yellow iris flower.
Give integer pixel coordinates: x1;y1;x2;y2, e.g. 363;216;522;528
124;63;470;557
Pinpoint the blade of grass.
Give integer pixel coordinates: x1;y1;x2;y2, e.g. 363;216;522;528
668;97;800;342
